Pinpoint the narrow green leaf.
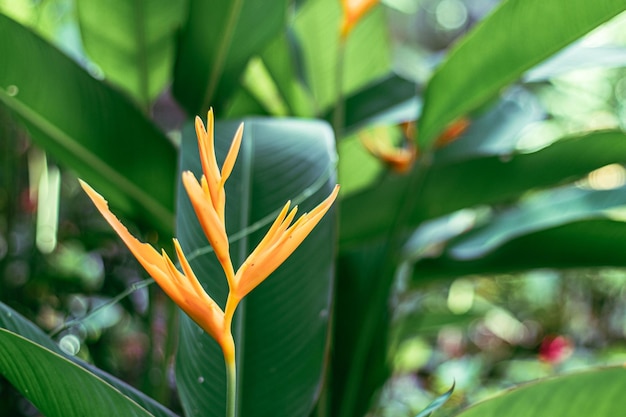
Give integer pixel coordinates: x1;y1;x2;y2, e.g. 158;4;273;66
418;0;626;147
415;382;454;417
0;302;179;417
333;244;391;417
323;74;419;133
412;187;626;280
341;130;626;248
452;186;626;260
454;367;626;417
76;0;186;108
172;0;287;115
0;328;154;417
0;13;176;234
175;118;337;416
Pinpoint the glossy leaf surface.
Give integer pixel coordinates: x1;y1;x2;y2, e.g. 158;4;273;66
0;328;154;417
0;302;179;417
455;367;626;417
172;0;287;115
76;0;186;108
323;74;419;133
412;186;626;280
0;14;176;234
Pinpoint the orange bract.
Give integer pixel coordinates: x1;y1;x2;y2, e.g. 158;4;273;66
234;185;340;299
435;117;470;148
361;134;417;174
182;109;242;285
363;117;470;174
79;181;227;347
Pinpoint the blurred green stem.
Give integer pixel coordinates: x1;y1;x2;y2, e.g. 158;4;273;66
332;38;347;140
338;154;433;416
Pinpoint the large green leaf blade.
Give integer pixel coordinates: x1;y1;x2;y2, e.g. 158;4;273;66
0;328;155;417
175;118;337;416
418;0;626;147
454;367;626;417
76;0;186;108
0;302;180;417
333;244;390;417
172;0;287;115
249;32;315;118
412;186;626;280
341;130;626;248
0;13;176;234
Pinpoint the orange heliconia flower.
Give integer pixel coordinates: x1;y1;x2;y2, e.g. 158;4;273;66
362;117;471;173
81;109;339;364
340;0;379;39
361;134;417;174
181;109;241;286
401;117;471;149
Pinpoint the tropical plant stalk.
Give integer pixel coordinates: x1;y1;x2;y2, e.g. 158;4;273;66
226;356;237;417
332;37;346;139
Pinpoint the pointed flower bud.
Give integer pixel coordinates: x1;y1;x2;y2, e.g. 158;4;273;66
340;0;379;39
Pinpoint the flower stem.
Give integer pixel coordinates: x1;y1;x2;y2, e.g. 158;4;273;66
225;355;237;417
332;37;347;140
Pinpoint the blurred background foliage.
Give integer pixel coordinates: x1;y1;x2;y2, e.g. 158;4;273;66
1;0;626;416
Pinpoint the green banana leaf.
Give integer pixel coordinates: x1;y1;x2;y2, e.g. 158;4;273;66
0;302;179;417
418;0;626;147
0;13;176;235
340;130;626;248
247;31;315;118
454;366;626;417
333;243;391;417
175;118;337;416
411;186;626;280
76;0;186;109
172;0;287;116
0;328;154;417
